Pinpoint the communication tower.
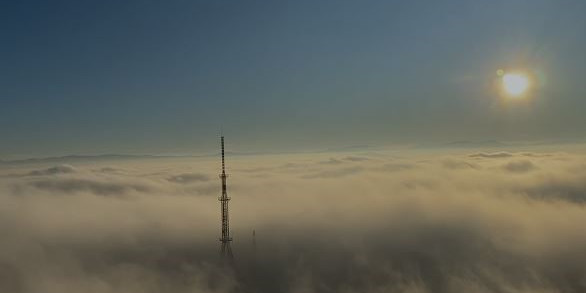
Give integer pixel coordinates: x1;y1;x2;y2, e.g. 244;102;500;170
219;136;233;260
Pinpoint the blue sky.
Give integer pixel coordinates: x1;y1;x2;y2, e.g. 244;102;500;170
1;0;585;157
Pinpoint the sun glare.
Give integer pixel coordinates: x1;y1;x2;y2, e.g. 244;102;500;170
502;73;530;97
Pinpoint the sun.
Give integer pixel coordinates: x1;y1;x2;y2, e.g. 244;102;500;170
501;73;530;97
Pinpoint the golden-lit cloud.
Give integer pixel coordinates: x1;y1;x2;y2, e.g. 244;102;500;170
1;149;585;292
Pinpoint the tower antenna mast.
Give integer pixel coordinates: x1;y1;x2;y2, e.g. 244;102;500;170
219;136;233;260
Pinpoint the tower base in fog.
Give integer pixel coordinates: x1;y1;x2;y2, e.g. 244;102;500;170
220;240;234;261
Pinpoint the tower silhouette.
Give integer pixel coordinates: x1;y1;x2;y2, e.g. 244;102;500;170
219;136;233;260
252;230;256;255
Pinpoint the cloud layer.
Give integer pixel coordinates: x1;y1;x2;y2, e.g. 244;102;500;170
1;149;585;293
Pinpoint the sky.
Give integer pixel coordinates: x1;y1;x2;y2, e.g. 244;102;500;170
2;3;586;290
1;0;586;158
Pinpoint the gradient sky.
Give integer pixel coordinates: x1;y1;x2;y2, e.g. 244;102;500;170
1;0;585;157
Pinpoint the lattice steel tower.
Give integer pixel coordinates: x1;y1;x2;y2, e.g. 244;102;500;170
219;136;233;260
